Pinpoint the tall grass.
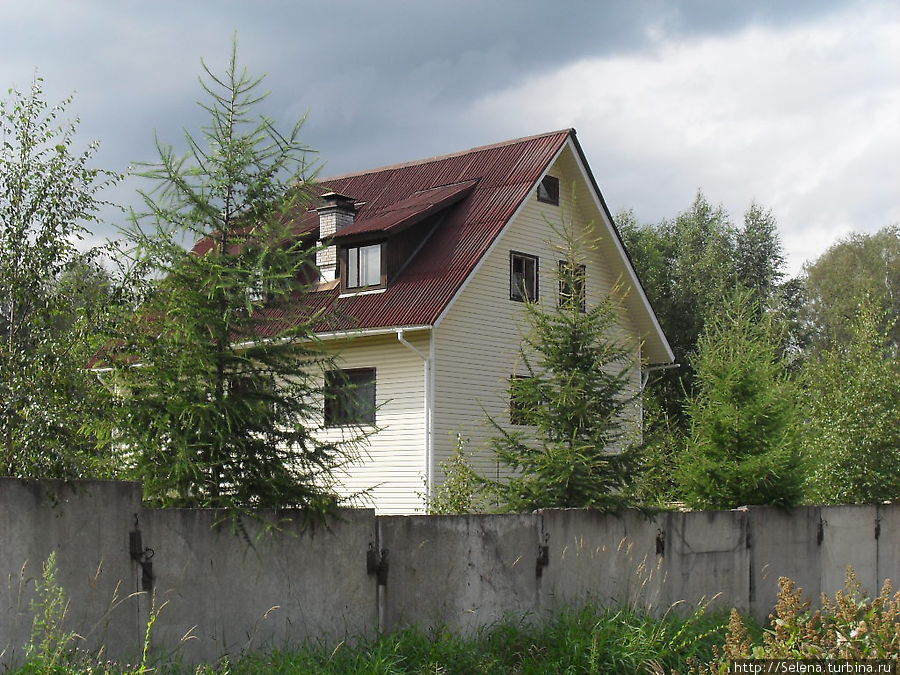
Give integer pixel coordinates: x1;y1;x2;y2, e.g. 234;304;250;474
212;605;730;675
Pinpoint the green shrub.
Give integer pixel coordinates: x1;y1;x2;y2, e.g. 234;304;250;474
428;435;492;515
696;568;899;673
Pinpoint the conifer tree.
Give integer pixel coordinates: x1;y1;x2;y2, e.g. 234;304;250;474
484;224;640;511
680;291;803;509
99;43;356;513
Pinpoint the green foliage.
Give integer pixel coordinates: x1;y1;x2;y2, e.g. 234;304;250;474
802;225;899;352
484;224;640;511
24;552;77;674
97;42;354;513
680;291;803;509
634;392;686;507
802;298;900;504
619;194;789;430
0;77;120;479
199;605;729;675
428;434;491;515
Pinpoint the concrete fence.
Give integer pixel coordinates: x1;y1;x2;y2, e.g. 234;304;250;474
1;478;897;666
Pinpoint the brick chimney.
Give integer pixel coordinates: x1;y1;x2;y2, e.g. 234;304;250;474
316;192;356;282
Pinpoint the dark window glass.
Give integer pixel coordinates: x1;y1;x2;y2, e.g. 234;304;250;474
325;368;376;426
559;260;586;312
537;175;560;205
510;252;539;302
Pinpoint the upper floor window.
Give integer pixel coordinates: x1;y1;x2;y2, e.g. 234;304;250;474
324;368;376;426
537;175;560;205
558;260;586;312
510;251;538;302
509;375;534;426
345;243;383;289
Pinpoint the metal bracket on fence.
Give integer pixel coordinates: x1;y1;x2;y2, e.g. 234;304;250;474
875;516;881;540
367;542;389;586
129;515;155;594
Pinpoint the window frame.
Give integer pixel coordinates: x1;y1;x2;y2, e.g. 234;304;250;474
341;241;386;292
558;259;586;313
509;251;539;303
324;367;376;427
509;374;533;426
537;175;560;205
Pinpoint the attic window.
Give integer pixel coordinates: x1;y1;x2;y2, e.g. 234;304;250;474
537;175;560;205
344;243;384;290
510;251;538;302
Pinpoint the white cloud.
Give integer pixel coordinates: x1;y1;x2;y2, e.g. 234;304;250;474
464;2;900;275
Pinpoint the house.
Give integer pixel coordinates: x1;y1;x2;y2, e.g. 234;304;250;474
275;129;674;514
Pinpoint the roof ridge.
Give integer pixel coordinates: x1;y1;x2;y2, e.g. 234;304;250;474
319;129;573;183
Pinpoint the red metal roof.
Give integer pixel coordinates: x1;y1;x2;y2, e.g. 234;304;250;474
242;130;573;335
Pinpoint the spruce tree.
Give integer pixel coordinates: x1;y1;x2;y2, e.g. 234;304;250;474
680;291;803;509
484;225;640;511
99;43;356;513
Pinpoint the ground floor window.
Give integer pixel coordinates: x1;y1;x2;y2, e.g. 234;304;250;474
325;368;376;426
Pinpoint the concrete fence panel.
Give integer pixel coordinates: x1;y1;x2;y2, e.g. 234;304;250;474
141;507;377;665
820;505;879;597
747;506;822;622
537;509;629;613
0;479;143;665
535;509;668;615
378;513;540;634
663;510;750;614
877;505;900;594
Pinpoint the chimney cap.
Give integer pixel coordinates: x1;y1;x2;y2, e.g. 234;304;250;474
317;191;356;211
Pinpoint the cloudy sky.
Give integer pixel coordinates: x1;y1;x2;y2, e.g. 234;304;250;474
2;0;897;276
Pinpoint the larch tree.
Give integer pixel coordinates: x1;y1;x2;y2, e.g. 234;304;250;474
98;43;359;515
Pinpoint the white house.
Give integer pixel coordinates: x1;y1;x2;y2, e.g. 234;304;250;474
261;129;674;514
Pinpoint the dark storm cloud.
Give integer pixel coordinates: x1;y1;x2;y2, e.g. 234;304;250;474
0;0;891;272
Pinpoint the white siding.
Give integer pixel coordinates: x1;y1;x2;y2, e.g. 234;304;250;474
432;145;643;491
319;331;428;514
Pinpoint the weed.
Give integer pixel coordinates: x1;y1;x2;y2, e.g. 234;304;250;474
694;567;899;673
23;551;78;673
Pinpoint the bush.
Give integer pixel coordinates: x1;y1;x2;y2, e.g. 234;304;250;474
696;568;899;672
428;434;492;514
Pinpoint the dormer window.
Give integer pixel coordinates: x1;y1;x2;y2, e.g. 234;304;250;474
537;175;559;205
343;242;384;290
